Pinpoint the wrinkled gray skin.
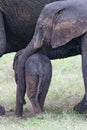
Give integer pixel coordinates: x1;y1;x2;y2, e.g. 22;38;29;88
18;0;87;114
13;50;52;116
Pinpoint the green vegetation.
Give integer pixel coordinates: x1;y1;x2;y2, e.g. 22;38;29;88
0;53;87;130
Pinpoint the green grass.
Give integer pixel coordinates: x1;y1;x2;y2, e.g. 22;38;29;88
0;53;87;130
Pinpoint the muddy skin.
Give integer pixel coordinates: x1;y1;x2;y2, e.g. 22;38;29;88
18;0;87;114
13;50;52;116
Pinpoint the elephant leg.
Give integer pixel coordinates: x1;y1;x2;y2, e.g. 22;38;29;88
0;12;6;56
38;91;48;112
0;105;5;116
0;11;7;115
15;86;23;117
26;74;42;115
38;78;50;111
38;94;45;112
74;33;87;114
30;99;42;115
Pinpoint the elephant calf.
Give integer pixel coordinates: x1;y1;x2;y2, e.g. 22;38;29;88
13;50;52;116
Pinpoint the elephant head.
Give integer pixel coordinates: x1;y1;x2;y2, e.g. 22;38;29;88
33;1;87;49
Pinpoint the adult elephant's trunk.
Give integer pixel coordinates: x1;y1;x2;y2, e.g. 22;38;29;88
17;32;43;104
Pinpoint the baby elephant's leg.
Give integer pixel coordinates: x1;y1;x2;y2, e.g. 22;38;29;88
26;75;42;115
30;99;42;115
15;86;23;117
38;76;51;111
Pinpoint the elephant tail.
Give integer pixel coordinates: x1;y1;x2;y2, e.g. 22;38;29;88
35;76;42;101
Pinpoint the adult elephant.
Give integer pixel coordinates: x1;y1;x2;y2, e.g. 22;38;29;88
0;0;67;115
17;0;87;116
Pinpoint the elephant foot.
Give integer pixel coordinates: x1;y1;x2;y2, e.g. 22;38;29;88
74;94;87;114
0;105;5;116
31;100;42;115
15;104;23;117
15;109;23;117
34;107;42;115
33;104;43;115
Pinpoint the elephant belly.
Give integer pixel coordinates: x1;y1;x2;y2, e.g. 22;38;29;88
0;0;43;41
0;0;57;41
3;9;35;41
4;15;35;43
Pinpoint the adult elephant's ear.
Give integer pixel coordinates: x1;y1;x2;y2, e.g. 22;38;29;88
50;20;76;48
50;7;87;49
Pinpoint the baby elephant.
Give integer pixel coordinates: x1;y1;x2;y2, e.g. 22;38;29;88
13;50;52;116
